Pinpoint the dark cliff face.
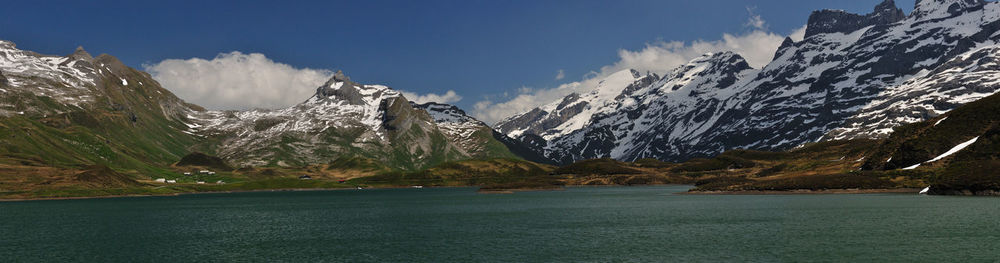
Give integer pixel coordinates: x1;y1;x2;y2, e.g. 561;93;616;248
804;0;905;38
314;70;370;105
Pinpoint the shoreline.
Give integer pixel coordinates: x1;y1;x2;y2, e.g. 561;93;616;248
1;185;925;201
680;188;922;195
0;186;405;202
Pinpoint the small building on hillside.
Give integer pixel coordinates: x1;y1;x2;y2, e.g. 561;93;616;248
155;178;166;183
299;175;312;180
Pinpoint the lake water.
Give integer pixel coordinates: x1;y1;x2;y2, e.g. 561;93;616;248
1;186;998;262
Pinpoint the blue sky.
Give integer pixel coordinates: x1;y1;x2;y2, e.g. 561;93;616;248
1;0;915;123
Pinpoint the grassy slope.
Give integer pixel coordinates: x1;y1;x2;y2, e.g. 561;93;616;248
0;67;199;175
861;92;1000;194
685;140;922;191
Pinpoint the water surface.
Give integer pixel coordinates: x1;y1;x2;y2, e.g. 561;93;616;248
1;186;997;262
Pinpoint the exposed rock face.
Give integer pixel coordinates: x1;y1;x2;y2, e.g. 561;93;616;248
315;70;368;105
804;0;905;38
497;0;1000;164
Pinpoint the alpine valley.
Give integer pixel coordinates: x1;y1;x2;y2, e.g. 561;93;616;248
5;0;1000;199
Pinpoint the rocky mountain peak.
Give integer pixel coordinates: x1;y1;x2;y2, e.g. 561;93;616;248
314;71;369;105
332;69;350;82
804;0;904;38
777;36;795;50
0;40;14;49
68;46;94;61
872;0;906;20
694;52;751;71
912;0;986;19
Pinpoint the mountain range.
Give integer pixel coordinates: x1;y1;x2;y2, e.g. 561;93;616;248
496;0;1000;164
0;41;542;176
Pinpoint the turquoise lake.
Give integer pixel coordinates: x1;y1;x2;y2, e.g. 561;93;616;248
1;186;998;262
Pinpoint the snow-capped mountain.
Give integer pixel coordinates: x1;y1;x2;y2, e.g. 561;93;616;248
0;40;198;119
188;71;460;168
495;69;653;141
497;0;1000;164
0;39;205;172
190;71;537;169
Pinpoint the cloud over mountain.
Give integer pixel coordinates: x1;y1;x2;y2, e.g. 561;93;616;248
400;90;463;104
471;19;793;124
144;52;333;110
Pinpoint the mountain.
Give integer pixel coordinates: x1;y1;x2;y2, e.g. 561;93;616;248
0;40;203;176
495;69;654;140
188;71;537;170
496;0;1000;164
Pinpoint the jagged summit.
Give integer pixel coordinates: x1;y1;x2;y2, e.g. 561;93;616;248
68;46;93;61
331;70;350;82
804;0;904;38
310;70;398;106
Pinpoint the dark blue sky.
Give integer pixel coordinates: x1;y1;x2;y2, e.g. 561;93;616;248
1;0;915;112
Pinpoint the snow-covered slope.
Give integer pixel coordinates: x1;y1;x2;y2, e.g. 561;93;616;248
495;69;653;140
497;0;1000;164
543;52;756;163
827;45;1000;139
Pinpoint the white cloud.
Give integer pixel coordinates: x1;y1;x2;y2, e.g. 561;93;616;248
473;20;796;124
144;52;333;110
400;90;462;104
555;69;565;80
473;81;584;124
744;7;767;30
789;24;807;42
